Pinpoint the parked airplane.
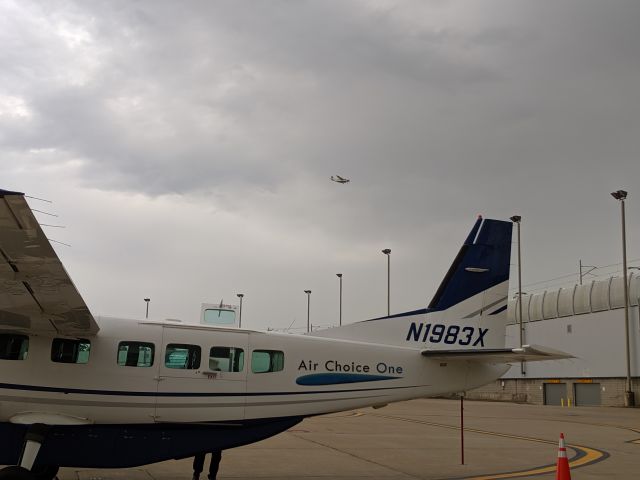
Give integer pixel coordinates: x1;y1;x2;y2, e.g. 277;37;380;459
330;175;350;184
0;188;569;480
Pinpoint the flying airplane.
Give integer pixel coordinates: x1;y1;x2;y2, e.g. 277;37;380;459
0;188;570;480
330;175;350;184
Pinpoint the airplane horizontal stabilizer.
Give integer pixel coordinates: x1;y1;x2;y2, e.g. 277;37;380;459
420;344;573;362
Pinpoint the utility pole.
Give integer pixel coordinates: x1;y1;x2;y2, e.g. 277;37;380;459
579;260;596;285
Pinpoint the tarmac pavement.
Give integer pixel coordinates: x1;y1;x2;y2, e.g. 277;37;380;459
52;398;640;479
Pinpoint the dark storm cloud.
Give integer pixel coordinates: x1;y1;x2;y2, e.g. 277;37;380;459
1;0;504;196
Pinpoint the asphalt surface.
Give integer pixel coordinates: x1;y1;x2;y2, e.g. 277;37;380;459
44;399;640;479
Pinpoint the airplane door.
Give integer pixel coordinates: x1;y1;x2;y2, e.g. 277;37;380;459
155;326;247;423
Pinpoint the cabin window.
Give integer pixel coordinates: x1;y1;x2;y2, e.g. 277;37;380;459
165;344;201;369
251;350;285;373
117;341;155;367
51;338;91;364
209;346;244;372
0;334;29;360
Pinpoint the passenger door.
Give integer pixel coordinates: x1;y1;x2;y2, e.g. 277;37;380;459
155;326;248;422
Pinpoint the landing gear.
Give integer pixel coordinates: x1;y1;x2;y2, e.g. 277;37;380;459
0;424;58;480
0;466;35;480
0;465;59;480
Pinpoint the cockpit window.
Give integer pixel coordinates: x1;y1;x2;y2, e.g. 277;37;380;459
51;338;91;364
0;334;29;360
202;309;236;326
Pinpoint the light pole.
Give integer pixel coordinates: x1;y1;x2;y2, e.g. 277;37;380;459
144;298;150;319
382;248;391;316
236;293;244;328
611;189;634;407
336;274;343;326
510;216;525;376
509;217;524;347
304;290;312;333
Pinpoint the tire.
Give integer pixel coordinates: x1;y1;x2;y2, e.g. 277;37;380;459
0;466;35;480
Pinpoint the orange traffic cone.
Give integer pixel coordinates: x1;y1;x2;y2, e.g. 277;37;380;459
556;433;571;480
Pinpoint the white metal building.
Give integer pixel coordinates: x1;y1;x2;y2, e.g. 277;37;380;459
468;272;640;406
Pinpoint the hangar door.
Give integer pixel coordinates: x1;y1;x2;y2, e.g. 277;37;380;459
574;383;601;406
543;383;566;405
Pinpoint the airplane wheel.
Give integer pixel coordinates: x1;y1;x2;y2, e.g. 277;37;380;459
31;466;59;480
0;466;35;480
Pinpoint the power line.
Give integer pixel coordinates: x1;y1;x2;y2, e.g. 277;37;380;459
515;257;640;295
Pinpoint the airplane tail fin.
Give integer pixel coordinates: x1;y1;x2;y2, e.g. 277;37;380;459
311;217;513;349
427;216;512;314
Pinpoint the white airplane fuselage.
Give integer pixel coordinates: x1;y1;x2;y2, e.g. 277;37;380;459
1;195;530;473
0;316;507;427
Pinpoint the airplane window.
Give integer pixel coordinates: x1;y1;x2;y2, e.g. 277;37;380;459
0;334;29;360
251;350;284;373
117;341;155;367
203;309;236;326
165;344;201;369
209;346;244;372
51;338;91;364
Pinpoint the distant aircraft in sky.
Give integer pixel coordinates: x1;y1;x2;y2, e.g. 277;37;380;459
330;175;350;184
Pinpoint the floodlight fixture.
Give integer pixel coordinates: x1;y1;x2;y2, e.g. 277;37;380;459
611;190;628;200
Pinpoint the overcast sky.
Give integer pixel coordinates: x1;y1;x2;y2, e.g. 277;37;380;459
1;0;639;331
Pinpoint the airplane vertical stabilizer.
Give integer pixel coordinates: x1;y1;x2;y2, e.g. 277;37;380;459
311;217;513;350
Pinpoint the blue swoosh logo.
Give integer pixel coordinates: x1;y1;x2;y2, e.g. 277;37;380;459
296;373;401;386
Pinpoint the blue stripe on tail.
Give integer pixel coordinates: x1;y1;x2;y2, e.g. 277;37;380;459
428;217;512;311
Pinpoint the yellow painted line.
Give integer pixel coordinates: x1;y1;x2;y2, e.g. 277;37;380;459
465;444;603;479
361;412;607;480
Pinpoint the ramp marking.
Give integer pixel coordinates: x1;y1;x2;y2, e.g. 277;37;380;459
362;411;608;479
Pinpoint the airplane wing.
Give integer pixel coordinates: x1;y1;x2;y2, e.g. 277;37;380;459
421;344;572;362
0;189;99;336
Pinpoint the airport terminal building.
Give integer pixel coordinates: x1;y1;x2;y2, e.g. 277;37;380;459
467;272;640;407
